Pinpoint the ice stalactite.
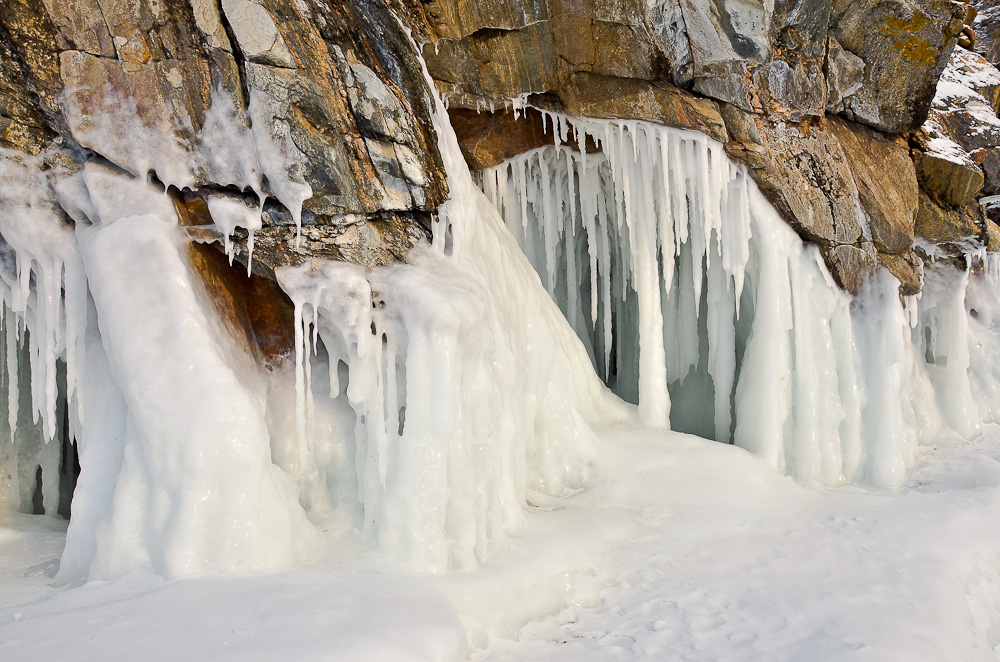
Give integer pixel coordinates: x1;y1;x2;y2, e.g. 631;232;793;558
5;39;1000;584
0;146;315;579
1;61;626;577
0;150;87;516
273;59;629;573
480;112;1000;488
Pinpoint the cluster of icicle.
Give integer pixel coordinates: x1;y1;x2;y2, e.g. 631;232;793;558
480;111;1000;487
62;81;314;272
0;66;621;578
0;151;87;516
0;147;317;580
274;68;626;574
4;54;1000;583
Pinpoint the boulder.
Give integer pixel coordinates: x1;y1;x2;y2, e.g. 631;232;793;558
914;190;986;252
831;0;965;132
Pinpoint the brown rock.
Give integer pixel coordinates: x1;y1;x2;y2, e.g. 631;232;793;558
725;116;866;247
823;243;880;294
39;0;115;57
0;0;67;140
423;22;559;103
557;74;728;144
879;251;924;295
913;150;985;207
914;191;986;251
186;241;296;366
449;107;551;171
987;217;1000;251
827;117;917;254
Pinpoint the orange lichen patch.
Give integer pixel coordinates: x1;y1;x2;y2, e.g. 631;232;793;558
891;35;940;66
882;13;941;66
186;242;296;367
885;13;930;32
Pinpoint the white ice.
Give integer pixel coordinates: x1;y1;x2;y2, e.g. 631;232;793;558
480;112;1000;489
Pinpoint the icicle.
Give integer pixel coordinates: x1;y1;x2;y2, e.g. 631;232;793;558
5;312;17;437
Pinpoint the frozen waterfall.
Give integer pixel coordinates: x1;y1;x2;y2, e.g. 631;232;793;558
479;111;1000;488
1;67;1000;580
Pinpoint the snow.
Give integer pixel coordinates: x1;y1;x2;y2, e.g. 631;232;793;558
920;47;1000;164
473;426;1000;662
2;427;1000;660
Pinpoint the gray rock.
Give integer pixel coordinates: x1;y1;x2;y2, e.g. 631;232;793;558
221;0;295;68
831;0;965;133
825;33;865;113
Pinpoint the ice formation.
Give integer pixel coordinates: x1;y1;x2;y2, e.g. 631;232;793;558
480;113;1000;487
273;76;627;573
0;149;313;579
0;54;626;577
2;43;1000;583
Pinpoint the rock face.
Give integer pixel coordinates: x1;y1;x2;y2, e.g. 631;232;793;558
416;0;963;134
1;0;449;275
910;43;1000;257
409;0;973;292
830;0;965;132
1;0;996;297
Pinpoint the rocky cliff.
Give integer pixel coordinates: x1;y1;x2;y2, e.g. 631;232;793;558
1;0;997;301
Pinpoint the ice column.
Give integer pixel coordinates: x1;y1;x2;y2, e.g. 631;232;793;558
275;64;629;573
481;111;998;488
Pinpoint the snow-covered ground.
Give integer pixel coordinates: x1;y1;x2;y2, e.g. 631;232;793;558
2;423;1000;661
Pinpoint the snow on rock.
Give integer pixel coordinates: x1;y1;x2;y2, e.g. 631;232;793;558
915;47;1000;204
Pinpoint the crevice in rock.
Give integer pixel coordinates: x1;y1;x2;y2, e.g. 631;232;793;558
215;0;251;116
